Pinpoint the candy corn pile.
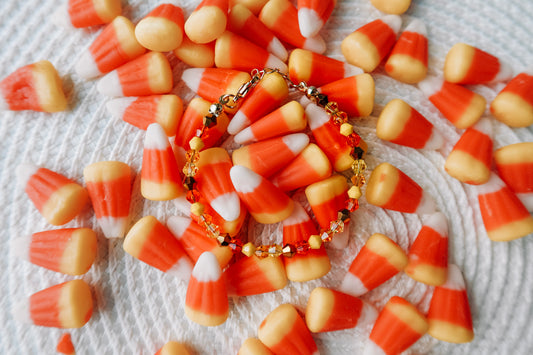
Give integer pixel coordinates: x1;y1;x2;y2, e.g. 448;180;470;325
1;0;532;354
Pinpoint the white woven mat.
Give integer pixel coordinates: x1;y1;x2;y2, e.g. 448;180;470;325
1;0;532;354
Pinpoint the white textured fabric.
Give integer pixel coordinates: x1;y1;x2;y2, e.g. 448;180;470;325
1;1;533;354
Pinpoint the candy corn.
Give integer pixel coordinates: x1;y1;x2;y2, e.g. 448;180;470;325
83;161;132;239
11;228;97;276
476;173;533;242
135;4;185;52
444;43;513;84
258;303;318;355
377;99;444;150
155;341;191;355
0;61;67;112
427;264;474;343
370;0;411;14
445;118;493;185
97;52;173;97
13;279;93;329
405;212;449;286
238;338;274;355
123;216;193;279
185;252;229;326
297;0;336;38
317;74;375;117
185;0;229;44
364;296;428;355
74;16;145;79
230;0;268;15
173;36;216;68
490;69;533;127
55;0;121;28
385;19;428;84
225;255;288;296
339;233;407;297
57;333;75;355
494;142;533;211
288;48;363;87
341;15;402;73
418;75;486;129
305;287;377;332
366;162;437;215
17;163;88;226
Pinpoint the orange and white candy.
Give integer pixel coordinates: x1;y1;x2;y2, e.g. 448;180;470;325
427;264;474;343
494;142;533;211
135;4;185;52
185;251;229;326
54;0;121;28
0;61;67;112
297;0;336;38
258;303;318;355
13;279;93;329
364;296;428;355
444;43;513;85
11;228;97;276
288;48;363;87
259;0;326;54
418;75;486;129
155;341;191;355
232;133;309;178
17;163;88;226
173;36;216;68
238;338;274;355
185;0;229;44
305;287;377;333
445;117;493;185
366;162;437;215
405;212;449;286
377;99;444;150
123;215;193;280
230;0;268;15
490;68;533;127
475;173;533;242
370;0;411;14
74;16;145;79
107;94;183;136
97;52;173;97
341;15;402;73
316;74;375;117
225;255;288;296
57;333;75;355
230;165;294;224
83;161;132;239
385;19;428;84
339;233;407;297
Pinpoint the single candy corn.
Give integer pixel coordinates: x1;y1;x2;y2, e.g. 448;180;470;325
282;201;330;282
427;264;474;343
173;36;216;68
445;118;493;185
341;15;402;73
339;233;407;297
366;162;437;215
297;0;336;38
57;333;75;355
0;60;67;112
185;251;229;326
13;279;93;329
97;52;173;97
55;0;121;28
476;173;533;242
135;4;185;52
155;341;191;355
17;163;89;226
230;0;268;15
185;0;228;44
490;69;533;127
228;4;288;61
377;99;444;150
288;48;364;87
107;95;183;136
494;142;533;211
123;216;193;279
230;165;294;224
74;16;145;79
405;212;449;286
232;134;309;178
83;161;132;239
259;0;326;54
444;43;513;85
238;338;274;355
271;143;332;192
385;19;428;84
370;0;411;14
11;228;97;276
318;74;375;117
227;71;289;135
225;255;288;296
418;76;486;129
142;123;183;201
305;174;348;230
305;287;377;333
258;303;318;355
364;296;428;355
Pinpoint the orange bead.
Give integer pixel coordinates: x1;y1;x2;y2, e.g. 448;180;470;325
297;0;336;38
225;255;287;296
135;4;185;52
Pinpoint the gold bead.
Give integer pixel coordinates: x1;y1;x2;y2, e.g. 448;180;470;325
340;123;353;136
190;202;205;216
308;234;323;249
348;186;362;199
189;136;205;151
242;242;256;257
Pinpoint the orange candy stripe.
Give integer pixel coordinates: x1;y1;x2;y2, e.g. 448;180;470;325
428;288;473;329
89;23;132;74
498;72;533;103
196;69;249;103
452;128;492;171
312;121;352;171
226;33;271;70
407;226;448;268
25;168;72;212
272;153;330;192
117;57;150;96
30;284;62;327
68;0;101;28
137;221;187;272
86;174;130;218
381;168;423;212
429;82;478;126
462;47;501;84
389;107;433;148
319;76;362;117
496;162;533;193
29;229;75;273
356;19;397;59
147;3;184;23
241;179;291;215
197;160;235;202
479;186;531;232
229;5;278;49
310;193;346;229
141;147;180;184
175;220;224;263
349;246;401;289
225;256;285;296
0;64;39;111
267;1;308;49
57;333;75;354
186;275;228;316
289;51;346;87
318;290;364;332
298;0;336;22
389;31;428;65
237;86;287;127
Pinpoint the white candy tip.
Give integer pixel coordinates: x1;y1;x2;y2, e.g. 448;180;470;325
303;35;327;54
210;192;241;222
344;62;365;77
181;68;205;93
359;301;379;327
51;5;74;29
404;18;427;37
339;272;368;297
381;15;402;34
230;165;263;193
329;228;350;249
173;197;192;215
167;257;193;282
74;51;102;79
192;252;221;282
98;216;129;239
16;162;40;188
282;133;309;154
363;339;387;355
166;215;193;239
265;55;288;74
418;75;444;98
416;191;437;215
423;128;445;150
12;298;32;325
0;93;8;110
10;235;32;262
516;193;533;212
97;71;123;97
233;127;256;145
298;8;323;38
106;97;137;119
424;211;448;237
227;111;249;135
442;264;466;290
268;37;288;62
282;201;311;226
494;60;514;83
145;123;170;150
472;117;493;136
306;103;330;129
476;173;505;195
